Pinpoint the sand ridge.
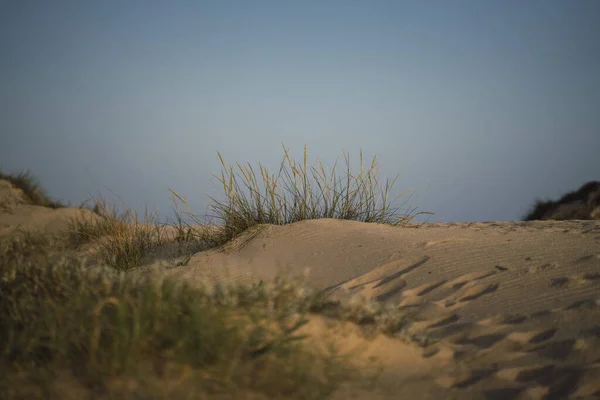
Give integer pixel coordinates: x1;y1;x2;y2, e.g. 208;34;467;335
140;218;600;399
3;176;600;399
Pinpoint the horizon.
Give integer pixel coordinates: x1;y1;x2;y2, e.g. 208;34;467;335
2;1;599;223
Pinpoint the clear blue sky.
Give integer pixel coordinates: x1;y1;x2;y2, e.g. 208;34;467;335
2;0;599;223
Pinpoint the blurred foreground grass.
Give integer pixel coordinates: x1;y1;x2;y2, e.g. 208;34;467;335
0;145;430;399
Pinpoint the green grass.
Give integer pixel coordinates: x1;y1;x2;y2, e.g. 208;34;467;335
0;144;433;399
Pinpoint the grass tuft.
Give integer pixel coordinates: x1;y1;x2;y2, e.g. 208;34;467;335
0;169;66;209
0;145;435;398
0;238;381;400
1;145;432;271
203;143;433;246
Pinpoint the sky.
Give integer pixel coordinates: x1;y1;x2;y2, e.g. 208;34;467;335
1;0;599;224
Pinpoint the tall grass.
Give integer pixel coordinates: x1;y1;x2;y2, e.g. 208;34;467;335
1;145;432;271
0;145;432;398
62;196;169;271
202;143;432;245
0;232;413;400
0;169;66;209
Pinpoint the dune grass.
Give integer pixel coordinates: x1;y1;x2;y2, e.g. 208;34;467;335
0;229;416;400
22;143;430;272
177;143;432;247
0;169;67;209
0;144;431;398
62;197;173;271
0;168;106;215
0;238;378;399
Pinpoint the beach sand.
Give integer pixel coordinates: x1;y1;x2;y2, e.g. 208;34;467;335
3;179;600;399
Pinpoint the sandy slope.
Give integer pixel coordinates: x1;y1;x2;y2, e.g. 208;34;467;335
137;219;600;399
3;178;600;399
0;179;102;237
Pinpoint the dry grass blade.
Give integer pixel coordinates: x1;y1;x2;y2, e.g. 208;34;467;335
207;143;432;243
0;150;433;399
0;169;66;209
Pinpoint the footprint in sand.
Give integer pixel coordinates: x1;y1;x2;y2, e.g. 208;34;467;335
324;255;431;302
550;273;600;289
581;272;600;282
397;280;448;307
399;271;502;316
453;332;508;349
494;364;587;400
507;328;557;345
562;298;600;311
527;262;558;274
575;254;600;263
437;281;500;309
526;338;577;361
457;283;500;302
550;276;571;288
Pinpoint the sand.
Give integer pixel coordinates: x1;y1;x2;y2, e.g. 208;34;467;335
138;219;600;399
2;179;600;399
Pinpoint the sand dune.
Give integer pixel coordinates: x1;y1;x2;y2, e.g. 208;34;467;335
137;218;600;399
3;177;600;399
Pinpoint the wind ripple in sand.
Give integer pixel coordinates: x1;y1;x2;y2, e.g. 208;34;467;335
127;219;600;399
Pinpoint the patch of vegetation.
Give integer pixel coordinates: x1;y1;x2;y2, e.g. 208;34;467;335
2;145;433;272
1;145;434;398
0;169;66;209
176;143;433;248
62;197;168;271
0;235;403;399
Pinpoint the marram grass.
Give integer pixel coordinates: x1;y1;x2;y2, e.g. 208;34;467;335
0;233;416;400
184;143;432;247
0;144;433;398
